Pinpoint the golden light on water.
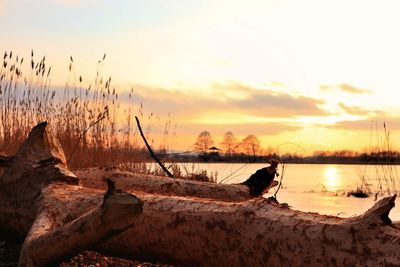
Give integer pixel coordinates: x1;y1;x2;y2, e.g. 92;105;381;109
323;166;342;191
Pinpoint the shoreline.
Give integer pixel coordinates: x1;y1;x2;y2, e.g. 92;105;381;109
157;160;400;166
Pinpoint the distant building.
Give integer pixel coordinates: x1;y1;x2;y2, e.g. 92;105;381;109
208;146;220;157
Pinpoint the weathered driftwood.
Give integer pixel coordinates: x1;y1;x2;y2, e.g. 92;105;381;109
0;122;143;267
76;167;253;202
1;122;400;266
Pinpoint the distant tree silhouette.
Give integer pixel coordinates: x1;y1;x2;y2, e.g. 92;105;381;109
194;131;214;154
220;131;238;156
239;135;261;157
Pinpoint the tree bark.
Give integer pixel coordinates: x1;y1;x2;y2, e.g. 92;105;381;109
1;122;400;266
99;194;400;267
76;167;253;202
0;122;143;267
19;183;143;267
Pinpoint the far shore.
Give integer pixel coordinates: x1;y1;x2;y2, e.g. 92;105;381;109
161;155;400;165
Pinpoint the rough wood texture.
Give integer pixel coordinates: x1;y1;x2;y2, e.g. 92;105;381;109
0;122;143;267
19;184;143;267
0;122;79;234
100;194;400;267
76;167;253;202
1;122;400;266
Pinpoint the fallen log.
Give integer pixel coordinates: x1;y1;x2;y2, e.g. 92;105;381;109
0;122;143;267
1;122;400;266
100;193;400;267
19;182;143;267
76;167;253;202
0;122;79;234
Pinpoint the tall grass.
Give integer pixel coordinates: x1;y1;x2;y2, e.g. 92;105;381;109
0;51;173;170
353;121;400;197
373;121;400;195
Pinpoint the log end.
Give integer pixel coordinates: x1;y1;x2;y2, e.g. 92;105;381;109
1;122;78;186
15;122;67;168
102;179;143;231
354;194;396;226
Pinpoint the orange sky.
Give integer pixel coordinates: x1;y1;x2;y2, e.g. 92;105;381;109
1;0;400;154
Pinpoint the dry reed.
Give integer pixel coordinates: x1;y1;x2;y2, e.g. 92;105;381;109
0;50;174;171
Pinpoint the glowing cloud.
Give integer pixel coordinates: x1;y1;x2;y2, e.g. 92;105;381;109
338;84;370;94
333;117;400;131
338;103;373;116
319;84;370;94
125;82;329;121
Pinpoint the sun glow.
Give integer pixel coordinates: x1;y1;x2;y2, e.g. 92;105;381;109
2;0;400;153
323;166;342;192
191;112;287;125
294;115;363;127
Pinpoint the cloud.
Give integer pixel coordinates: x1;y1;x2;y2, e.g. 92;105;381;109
217;83;327;117
114;85;305;140
329;116;400;131
338;84;370;94
231;92;326;117
179;122;300;136
124;82;328;120
338;103;372;116
320;83;371;94
331;120;374;130
122;84;221;117
319;85;330;91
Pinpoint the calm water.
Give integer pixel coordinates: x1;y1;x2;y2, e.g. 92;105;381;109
178;163;400;221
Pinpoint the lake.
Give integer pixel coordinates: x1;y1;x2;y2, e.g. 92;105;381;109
178;162;400;221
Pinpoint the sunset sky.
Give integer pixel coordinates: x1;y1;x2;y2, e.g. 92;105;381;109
1;0;400;154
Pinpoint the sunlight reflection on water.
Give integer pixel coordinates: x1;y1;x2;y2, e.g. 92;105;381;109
187;163;400;221
323;165;342;192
